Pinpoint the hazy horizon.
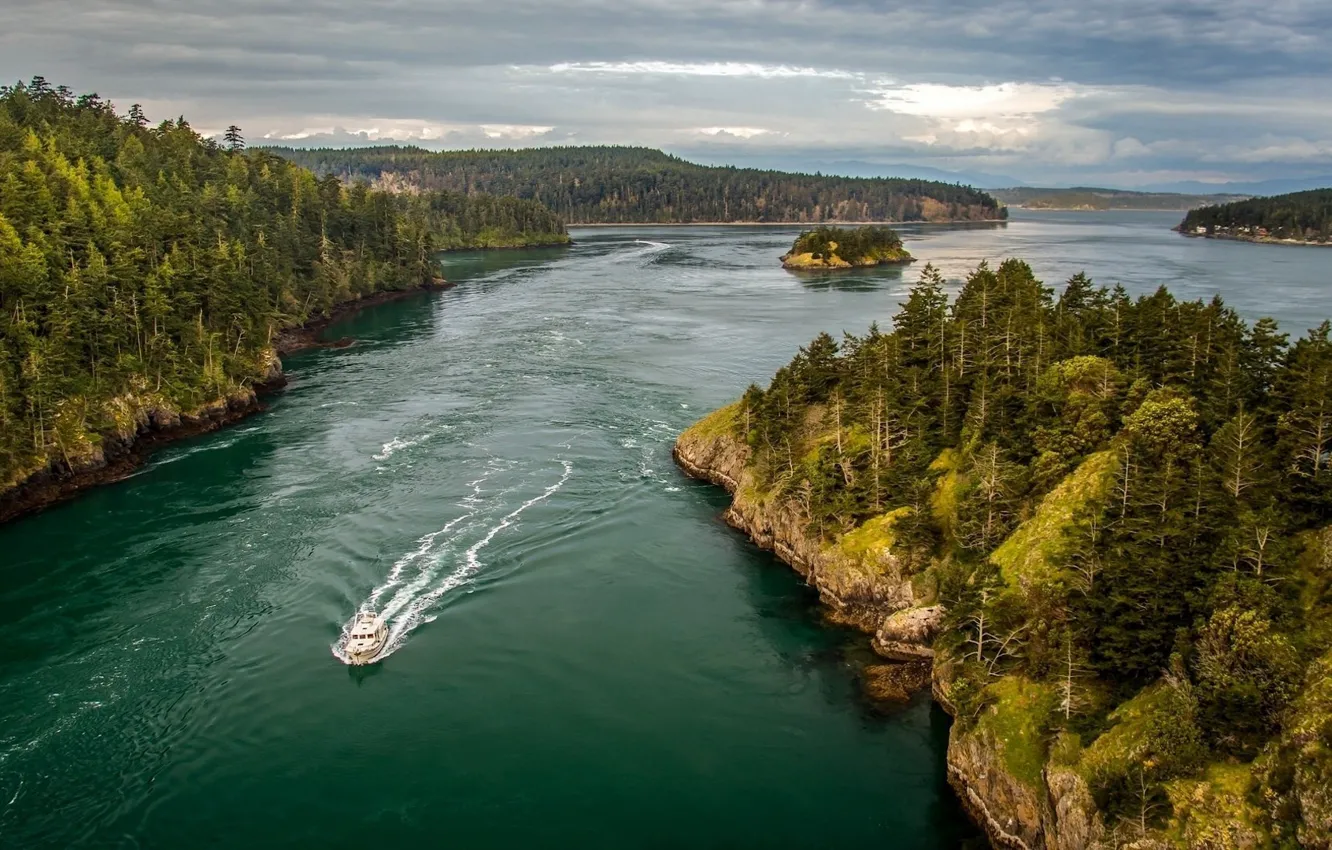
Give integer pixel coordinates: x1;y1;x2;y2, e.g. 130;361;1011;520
4;1;1331;190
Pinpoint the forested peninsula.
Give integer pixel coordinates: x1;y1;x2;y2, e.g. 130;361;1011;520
266;145;1006;225
676;261;1332;848
0;79;568;521
780;226;913;269
1181;189;1332;245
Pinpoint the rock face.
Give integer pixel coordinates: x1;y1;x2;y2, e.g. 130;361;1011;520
0;280;455;525
0;372;283;524
942;705;1105;850
780;247;914;270
675;407;1107;850
875;605;944;661
673;407;933;647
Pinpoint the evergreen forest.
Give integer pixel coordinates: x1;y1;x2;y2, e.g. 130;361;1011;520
783;225;911;267
1181;189;1332;243
266;145;1006;224
0;78;566;493
723;259;1332;841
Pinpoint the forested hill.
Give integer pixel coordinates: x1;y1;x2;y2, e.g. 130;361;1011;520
266;145;1006;224
692;261;1332;843
0;79;565;501
1180;188;1332;244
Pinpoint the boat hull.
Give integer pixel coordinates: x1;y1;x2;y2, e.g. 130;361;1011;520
345;641;386;665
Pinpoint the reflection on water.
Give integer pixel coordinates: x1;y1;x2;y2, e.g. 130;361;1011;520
785;263;915;292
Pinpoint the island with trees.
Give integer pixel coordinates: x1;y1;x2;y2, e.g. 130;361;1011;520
780;225;913;269
1179;189;1332;245
0;78;568;521
676;260;1332;848
266;145;1007;225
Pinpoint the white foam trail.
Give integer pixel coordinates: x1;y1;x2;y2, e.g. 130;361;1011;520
365;474;486;610
373;433;433;461
333;459;573;663
633;239;670;250
393;460;574;634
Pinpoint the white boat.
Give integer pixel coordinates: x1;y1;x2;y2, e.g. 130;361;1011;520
344;611;388;664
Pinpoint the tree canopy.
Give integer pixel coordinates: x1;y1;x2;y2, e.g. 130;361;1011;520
1181;189;1332;243
0;79;566;492
728;259;1332;837
265;145;1007;224
782;225;911;268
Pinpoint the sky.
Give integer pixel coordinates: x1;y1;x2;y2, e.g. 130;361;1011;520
3;0;1332;188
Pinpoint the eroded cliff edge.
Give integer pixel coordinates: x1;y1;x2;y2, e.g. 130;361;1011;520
673;403;943;658
673;404;1093;849
674;403;1332;850
0;279;451;524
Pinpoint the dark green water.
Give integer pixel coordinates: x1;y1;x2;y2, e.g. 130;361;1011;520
2;212;1329;849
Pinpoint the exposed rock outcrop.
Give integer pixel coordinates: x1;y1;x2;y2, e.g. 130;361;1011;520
675;405;1109;849
0;375;282;524
945;692;1106;850
0;280;450;525
673;404;934;649
875;605;945;661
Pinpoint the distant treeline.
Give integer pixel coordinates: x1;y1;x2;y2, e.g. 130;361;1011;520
266;145;1006;224
993;186;1248;211
1180;189;1332;243
0;78;564;491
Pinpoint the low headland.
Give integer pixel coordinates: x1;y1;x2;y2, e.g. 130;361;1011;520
992;186;1248;212
780;225;914;270
1179;188;1332;246
675;259;1332;849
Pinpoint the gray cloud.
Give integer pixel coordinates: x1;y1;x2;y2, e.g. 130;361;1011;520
2;0;1331;186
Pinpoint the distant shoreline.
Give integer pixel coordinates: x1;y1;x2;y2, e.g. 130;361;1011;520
1179;231;1332;248
567;219;1009;227
1009;205;1194;212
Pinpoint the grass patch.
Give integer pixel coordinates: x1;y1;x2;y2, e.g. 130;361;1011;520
930;449;965;545
837;506;912;565
682;402;741;441
976;676;1058;789
991;450;1113;589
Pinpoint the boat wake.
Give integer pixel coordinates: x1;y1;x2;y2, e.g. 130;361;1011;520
332;457;574;664
606;239;670;263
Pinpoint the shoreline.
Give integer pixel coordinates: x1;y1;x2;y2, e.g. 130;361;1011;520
670;419;1056;850
436;238;571;253
1179;231;1332;248
0;279;454;525
568;219;1008;227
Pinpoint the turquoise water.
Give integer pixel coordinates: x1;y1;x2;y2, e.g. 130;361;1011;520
3;212;1329;848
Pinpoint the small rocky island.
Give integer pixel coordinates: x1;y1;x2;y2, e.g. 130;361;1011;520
780;225;914;269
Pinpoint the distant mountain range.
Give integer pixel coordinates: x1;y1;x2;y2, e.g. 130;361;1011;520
673;152;1332;197
1131;177;1332;196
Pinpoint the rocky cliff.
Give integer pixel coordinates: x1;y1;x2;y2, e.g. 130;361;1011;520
0;354;285;524
0;279;453;525
675;406;1113;850
673;403;940;650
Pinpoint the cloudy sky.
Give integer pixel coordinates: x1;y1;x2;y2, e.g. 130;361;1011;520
4;0;1332;187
